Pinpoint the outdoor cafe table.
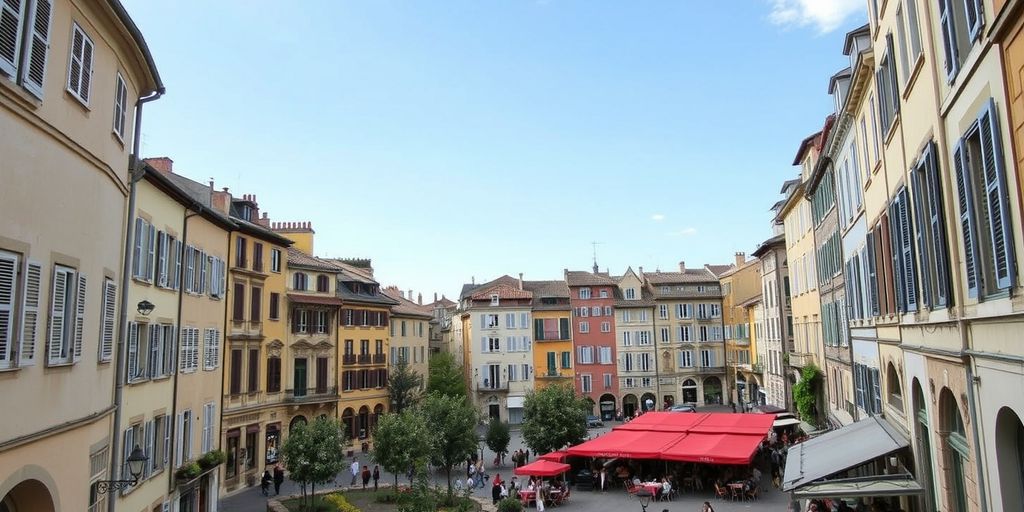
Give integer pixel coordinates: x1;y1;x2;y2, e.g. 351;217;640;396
519;489;536;506
640;482;661;497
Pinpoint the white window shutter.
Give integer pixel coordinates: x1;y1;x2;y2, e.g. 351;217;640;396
0;0;24;76
47;268;68;365
72;273;86;362
0;252;16;368
19;261;41;365
157;231;167;287
175;412;184;467
191;328;199;370
143;420;154;478
173;240;182;290
132;219;144;278
146;225;156;281
120;427;133;495
163;416;171;467
99;279;116;362
126;322;138;382
20;0;52;98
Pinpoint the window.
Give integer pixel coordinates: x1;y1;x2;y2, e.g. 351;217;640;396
490;294;499;306
622;331;632;346
911;143;951;309
0;0;52;98
876;34;899;135
269;292;280;320
484;314;499;328
581;374;592;393
97;277;116;362
603;306;612;316
624;288;635;299
888;188;918;313
710;304;720;318
66;23;94;105
560;351;571;369
250;286;262;322
201;403;215;453
660;327;669;343
230;349;242;394
253;243;263;272
638;331;651;345
678;325;692;342
232;283;245;321
578;346;594;364
938;0;983;81
886;363;904;412
603;373;613;389
47;266;84;365
235;237;247;268
293;273;308;291
639;309;648;322
591;306;601;317
579;321;589;333
659;304;668;319
315;311;329;334
248;349;259;392
202;328;220;370
599;289;608;298
678;350;693;368
178;327;198;373
600;321;610;333
622;310;631;323
505;313;516;329
112;72;128;139
599;346;612;364
293;309;308;334
271;249;281;272
700;349;715;367
869;95;880;161
175;409;192;467
955;99;1016;299
579;288;591;299
316;275;329;293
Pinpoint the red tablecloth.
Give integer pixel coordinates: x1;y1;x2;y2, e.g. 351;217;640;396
640;483;661;496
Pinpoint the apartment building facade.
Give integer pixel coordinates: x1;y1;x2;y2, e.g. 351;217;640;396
0;0;162;509
717;254;761;407
382;286;431;387
614;268;657;415
752;234;792;409
521;281;573;391
565;270;619;420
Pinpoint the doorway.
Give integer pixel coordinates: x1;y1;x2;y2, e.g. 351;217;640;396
489;404;500;421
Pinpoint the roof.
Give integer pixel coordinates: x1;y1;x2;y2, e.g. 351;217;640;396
470;283;533;300
521;280;571;310
782;416;910;492
287;248;343;272
828;66;853;94
459;275;520;299
109;0;163;93
704;264;734;277
513;460;571;478
779;178;801;195
643;268;718;285
141;166;236;232
428;296;456;308
234;216;294;246
565;270;617;287
736;294;763;308
286;293;343;306
793;474;924;500
328;260;377;284
381;287;434;319
842;23;871;55
793;131;822;165
751;234;785;258
613;286;656;307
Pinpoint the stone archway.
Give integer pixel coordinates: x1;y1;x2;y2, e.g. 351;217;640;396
599;393;616;421
681;379;698;404
736;374;747;404
2;479;55;512
622;394;639;418
703;376;723;405
640;392;657;412
995;407;1024;509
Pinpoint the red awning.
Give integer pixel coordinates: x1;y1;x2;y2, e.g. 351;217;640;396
566;430;685;459
513;460;571;477
614;412;710;432
661;433;765;465
539;450;569;462
687;413;776;435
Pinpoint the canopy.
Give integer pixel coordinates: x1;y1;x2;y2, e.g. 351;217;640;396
614;412;709;432
687;412;775;435
792;474;924;499
566;430;684;459
773;417;801;428
661;433;765;465
783;416;910;492
513;460;571;477
539;450;569;462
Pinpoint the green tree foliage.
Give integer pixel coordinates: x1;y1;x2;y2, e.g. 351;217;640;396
521;383;589;455
281;417;347;509
485;418;511;464
388;359;424;413
420;393;479;494
793;363;823;426
372;410;431;491
427;351;467;399
498;497;525;512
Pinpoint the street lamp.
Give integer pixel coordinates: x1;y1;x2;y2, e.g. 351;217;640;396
95;445;149;494
636;488;653;512
136;300;155;316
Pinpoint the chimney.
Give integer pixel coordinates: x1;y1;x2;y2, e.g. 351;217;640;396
472;276;475;285
679;261;686;272
639;266;643;275
518;273;524;290
408;289;413;301
434;292;438;303
211;187;231;215
143;156;173;174
417;293;422;305
256;211;271;227
735;252;746;266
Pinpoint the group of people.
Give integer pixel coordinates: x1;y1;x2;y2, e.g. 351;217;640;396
510;448;531;468
260;464;285;496
348;459;381;490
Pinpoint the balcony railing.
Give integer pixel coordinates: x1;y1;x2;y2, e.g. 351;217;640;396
373;353;386;364
285;386;338;402
536;331;570;341
223;390;282;411
477;381;509;392
229;320;263;338
789;352;811;368
358;354;372;364
343;354;356;365
751;363;764;373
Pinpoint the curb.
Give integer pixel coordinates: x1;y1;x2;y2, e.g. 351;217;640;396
266;483;497;512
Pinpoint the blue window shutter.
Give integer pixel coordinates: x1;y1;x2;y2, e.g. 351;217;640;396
953;141;981;298
938;0;960;81
887;203;906;313
926;143;951;307
965;0;983;41
978;98;1016;291
867;232;880;315
898;189;918;312
911;166;933;309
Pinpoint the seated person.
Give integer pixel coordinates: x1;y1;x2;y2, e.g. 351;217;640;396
632;476;641;486
661;478;672;496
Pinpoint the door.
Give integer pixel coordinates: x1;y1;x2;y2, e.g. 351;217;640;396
294;358;307;397
488;404;500;421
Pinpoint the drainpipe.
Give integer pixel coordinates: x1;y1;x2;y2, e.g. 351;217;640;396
109;86;164;512
167;211;196;494
961;320;988;512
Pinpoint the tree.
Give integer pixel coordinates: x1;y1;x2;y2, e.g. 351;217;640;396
427;351;467;399
372;410;431;491
793;363;823;427
420;392;479;494
281;417;346;510
485;418;510;466
388;359;424;413
521;383;588;456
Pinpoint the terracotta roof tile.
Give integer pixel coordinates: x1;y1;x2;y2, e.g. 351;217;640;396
470;283;533;300
565;271;616;286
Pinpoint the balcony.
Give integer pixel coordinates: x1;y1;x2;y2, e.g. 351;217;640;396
536;370;570;379
373;353;386;364
751;363;764;373
285;386;338;404
696;315;718;322
342;354;357;366
536;331;571;342
223;390;283;412
358;354;372;364
696;366;725;373
476;381;509;393
788;352;812;368
229;320;263;339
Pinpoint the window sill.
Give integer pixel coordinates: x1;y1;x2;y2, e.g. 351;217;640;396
872;159;882;175
0;366;22;373
883;116;900;146
132;277;154;286
0;76;42;110
900;54;925;100
112;130;126;149
64;89;92;112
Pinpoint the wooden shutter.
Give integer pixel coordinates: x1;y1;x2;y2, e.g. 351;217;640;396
19;0;50;97
247;348;258;392
156;232;167;287
0;0;25;77
47;267;68;364
203;329;212;369
316;357;327;392
67;23;93;103
230;349;242;394
72;273;86;362
911;163;933;308
99;278;115;362
173;239;182;290
132;219;143;278
126;322;138;382
938;0;959;81
191;328;199;371
162;416;170;467
926;147;953;307
978;99;1016;290
0;252;16;368
232;283;244;321
143;420;153;478
113;73;127;137
121;427;133;491
19;261;41;365
954;141;981;298
250;287;261;323
163;325;175;376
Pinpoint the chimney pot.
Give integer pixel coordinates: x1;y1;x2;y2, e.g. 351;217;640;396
208;179;214;189
222;187;229;193
679;261;686;272
434;292;438;302
418;293;422;305
518;273;523;290
735;252;746;266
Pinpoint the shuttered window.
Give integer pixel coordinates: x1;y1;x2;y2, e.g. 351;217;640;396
98;278;116;362
1;0;51;98
0;0;25;77
201;403;215;453
266;357;281;392
112;72;127;139
888;188;918;312
232;283;244;321
66;22;94;105
911;142;951;309
247;349;259;392
203;328;219;370
19;260;41;366
229;349;242;394
47;265;77;365
0;251;17;368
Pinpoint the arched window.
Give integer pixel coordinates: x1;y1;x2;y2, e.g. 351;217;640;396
317;275;329;293
289;415;307;432
342;408;355;439
372;404;385;432
886;363;903;412
293;272;308;291
358;406;370;439
681;379;698;404
996;407;1024;509
941;389;969;512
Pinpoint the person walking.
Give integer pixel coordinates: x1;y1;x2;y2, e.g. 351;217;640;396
260;469;272;496
491;477;503;505
273;464;285;496
361;465;371;489
350;459;359;487
372;465;380;491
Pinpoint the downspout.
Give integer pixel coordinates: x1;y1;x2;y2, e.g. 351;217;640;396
167;211;196;494
961;321;988;512
109;86;164;512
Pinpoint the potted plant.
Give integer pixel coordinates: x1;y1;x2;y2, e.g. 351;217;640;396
175;462;202;481
198;450;227;470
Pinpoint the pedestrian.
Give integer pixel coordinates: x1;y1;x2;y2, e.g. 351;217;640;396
372;465;380;491
273;464;285;496
467;475;475;491
260;469;272;496
491;478;502;504
599;467;606;492
524;449;529;462
361;465;371;489
350;458;359;486
702;501;716;512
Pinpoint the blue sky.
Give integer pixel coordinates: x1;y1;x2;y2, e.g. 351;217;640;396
123;0;866;301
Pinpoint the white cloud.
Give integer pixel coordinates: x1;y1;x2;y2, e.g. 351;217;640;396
651;213;665;222
668;227;698;237
768;0;863;34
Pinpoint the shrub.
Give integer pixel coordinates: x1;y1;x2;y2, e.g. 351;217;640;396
323;493;360;512
497;498;523;512
174;462;201;480
198;450;226;469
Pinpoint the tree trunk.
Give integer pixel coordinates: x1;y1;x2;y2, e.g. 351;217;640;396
309;482;315;509
445;465;453;495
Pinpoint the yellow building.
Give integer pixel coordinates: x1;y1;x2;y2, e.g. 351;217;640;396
0;0;162;509
521;281;573;390
217;193;292;494
717;253;761;407
331;260;396;452
382;287;432;389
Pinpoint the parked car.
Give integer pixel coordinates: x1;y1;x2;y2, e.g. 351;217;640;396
668;404;696;413
586;415;604;428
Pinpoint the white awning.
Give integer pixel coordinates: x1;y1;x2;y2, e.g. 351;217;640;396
507;396;525;408
783;416;910;492
773;418;801;428
792;475;924;499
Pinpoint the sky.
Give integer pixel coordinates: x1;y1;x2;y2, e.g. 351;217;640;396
122;0;866;301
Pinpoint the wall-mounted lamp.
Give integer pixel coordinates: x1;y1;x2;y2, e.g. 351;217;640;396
94;445;148;494
137;300;155;316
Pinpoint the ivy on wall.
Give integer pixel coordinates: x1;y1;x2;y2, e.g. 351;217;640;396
792;363;822;427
